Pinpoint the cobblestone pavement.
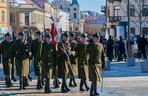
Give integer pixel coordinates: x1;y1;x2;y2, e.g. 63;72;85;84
0;60;148;96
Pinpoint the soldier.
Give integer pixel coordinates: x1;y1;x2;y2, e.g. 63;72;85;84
41;33;56;93
57;32;71;93
87;33;106;96
0;33;13;87
10;32;30;90
75;33;89;91
31;31;43;89
69;33;77;87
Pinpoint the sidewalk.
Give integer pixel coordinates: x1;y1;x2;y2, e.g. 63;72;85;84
0;61;148;96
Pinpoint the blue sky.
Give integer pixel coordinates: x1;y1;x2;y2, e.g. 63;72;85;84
48;0;105;13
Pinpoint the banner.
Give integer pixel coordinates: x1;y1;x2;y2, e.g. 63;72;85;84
31;0;45;9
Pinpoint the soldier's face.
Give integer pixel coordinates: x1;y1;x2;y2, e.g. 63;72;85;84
5;35;11;41
63;36;69;43
93;37;100;43
45;37;51;43
81;37;87;43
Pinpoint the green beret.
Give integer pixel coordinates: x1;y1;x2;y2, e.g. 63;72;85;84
5;33;11;37
36;31;41;35
62;32;69;37
44;32;51;38
93;33;100;38
81;33;88;38
18;32;26;36
70;33;75;37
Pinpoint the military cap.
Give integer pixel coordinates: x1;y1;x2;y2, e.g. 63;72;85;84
44;32;51;38
93;33;100;38
62;32;69;37
81;33;88;38
70;32;75;37
36;31;41;35
18;32;26;36
5;33;11;37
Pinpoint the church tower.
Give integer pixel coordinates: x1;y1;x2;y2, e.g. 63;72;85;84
70;0;80;32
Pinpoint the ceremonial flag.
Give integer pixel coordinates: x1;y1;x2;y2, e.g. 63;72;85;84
31;0;45;9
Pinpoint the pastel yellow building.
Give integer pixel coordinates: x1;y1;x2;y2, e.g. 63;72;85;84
0;0;9;37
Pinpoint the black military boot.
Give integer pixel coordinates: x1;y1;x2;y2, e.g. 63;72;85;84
37;79;42;89
5;76;12;87
19;79;23;90
44;79;52;93
23;77;29;87
79;80;85;91
90;82;94;96
69;78;73;87
84;80;90;91
12;75;17;82
28;74;32;81
53;79;59;88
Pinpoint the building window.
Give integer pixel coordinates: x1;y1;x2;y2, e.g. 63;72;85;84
131;27;135;35
142;27;148;36
74;8;77;11
1;11;5;22
74;13;77;18
143;5;148;16
60;5;62;9
114;6;120;16
130;5;135;16
10;13;15;25
25;13;29;26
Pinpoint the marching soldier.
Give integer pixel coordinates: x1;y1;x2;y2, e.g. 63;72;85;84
57;32;71;93
69;33;77;87
0;33;13;87
41;33;56;93
87;33;106;96
75;33;89;91
10;32;30;90
31;31;43;89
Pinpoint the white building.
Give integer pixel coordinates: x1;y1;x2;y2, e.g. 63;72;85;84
106;0;148;40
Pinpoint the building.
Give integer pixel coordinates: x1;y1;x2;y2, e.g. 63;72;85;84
84;15;106;35
0;0;9;38
106;0;148;40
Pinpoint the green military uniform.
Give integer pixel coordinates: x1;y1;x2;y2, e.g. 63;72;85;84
87;33;106;96
31;32;43;89
41;34;56;93
0;39;13;87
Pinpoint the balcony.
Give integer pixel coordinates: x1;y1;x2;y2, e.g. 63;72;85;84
108;0;122;3
109;16;121;22
101;6;106;13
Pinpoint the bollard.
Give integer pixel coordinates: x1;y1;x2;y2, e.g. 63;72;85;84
127;57;136;66
141;59;148;73
104;60;111;71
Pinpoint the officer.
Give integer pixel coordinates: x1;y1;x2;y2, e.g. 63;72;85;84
41;33;56;93
69;32;77;87
57;32;71;93
10;32;30;90
0;33;13;87
75;33;89;91
87;33;106;96
31;31;43;89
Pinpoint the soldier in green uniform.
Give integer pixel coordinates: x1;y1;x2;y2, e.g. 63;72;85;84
10;32;30;90
41;33;56;93
0;33;13;87
75;33;90;91
31;31;43;89
57;32;71;93
69;33;77;87
87;33;106;96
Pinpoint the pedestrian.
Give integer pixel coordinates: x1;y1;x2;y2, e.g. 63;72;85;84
0;33;13;87
41;33;56;93
69;32;77;87
75;33;89;91
57;32;71;93
31;31;43;89
117;36;126;61
138;35;148;59
106;35;114;61
87;33;106;96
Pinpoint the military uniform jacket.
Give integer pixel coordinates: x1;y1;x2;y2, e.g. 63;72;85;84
87;42;106;81
76;42;88;80
41;41;56;78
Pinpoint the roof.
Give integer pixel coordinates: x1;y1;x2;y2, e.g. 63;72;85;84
85;15;106;25
71;0;79;6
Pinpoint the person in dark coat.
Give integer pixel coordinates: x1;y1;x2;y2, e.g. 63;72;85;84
117;36;126;61
41;33;56;93
138;35;148;59
68;33;77;87
106;35;114;61
31;31;43;89
57;32;71;93
0;33;13;87
87;33;106;96
75;33;89;91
